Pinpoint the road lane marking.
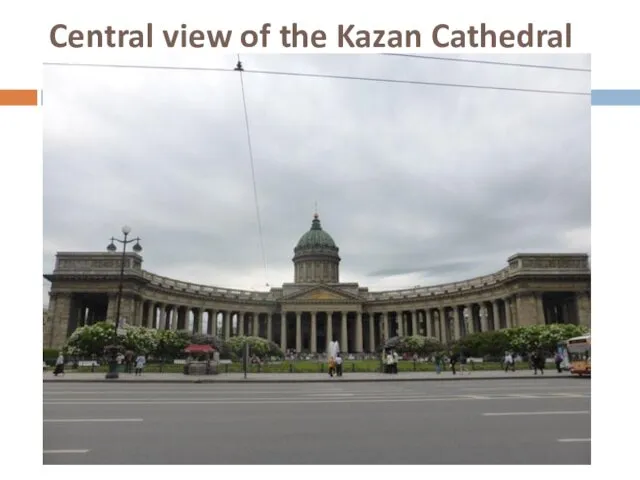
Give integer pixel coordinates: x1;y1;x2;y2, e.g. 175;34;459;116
42;393;589;402
483;410;590;416
303;393;355;397
44;418;143;423
43;396;590;406
43;450;89;454
557;438;591;442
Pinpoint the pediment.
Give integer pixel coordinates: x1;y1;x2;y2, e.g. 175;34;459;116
283;285;361;302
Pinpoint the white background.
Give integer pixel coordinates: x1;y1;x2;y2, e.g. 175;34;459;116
1;0;637;476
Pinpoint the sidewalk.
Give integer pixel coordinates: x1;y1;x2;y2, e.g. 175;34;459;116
43;370;583;383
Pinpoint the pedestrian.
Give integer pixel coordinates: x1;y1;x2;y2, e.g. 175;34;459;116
134;353;146;376
328;355;336;377
53;352;65;376
554;351;564;373
385;349;394;374
504;352;514;372
435;352;442;374
336;353;343;377
392;349;399;374
532;351;545;375
124;350;134;374
450;350;459;375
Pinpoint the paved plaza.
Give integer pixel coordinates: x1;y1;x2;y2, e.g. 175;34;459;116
43;377;590;464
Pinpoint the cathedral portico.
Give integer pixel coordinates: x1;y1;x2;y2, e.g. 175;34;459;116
43;214;591;351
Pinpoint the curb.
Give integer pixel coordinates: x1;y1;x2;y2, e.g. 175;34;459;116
43;375;586;384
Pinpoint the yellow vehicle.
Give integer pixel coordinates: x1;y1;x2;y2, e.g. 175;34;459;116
566;334;591;376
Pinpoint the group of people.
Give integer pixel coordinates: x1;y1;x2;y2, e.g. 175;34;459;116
50;351;148;376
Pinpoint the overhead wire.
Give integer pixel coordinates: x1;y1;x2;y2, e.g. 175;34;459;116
234;56;270;288
44;61;590;96
382;53;591;72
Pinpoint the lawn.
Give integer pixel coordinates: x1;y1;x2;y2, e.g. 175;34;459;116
57;359;531;374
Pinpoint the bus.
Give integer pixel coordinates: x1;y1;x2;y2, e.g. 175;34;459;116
566;334;591;376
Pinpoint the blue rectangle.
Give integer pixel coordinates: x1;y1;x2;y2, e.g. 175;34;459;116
591;89;640;106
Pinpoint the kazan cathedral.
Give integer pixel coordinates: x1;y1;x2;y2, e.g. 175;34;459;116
44;214;591;351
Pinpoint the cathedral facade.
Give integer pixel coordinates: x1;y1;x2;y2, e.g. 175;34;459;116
43;214;591;351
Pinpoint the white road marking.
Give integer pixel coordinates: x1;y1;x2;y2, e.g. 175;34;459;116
557;438;591;442
483;410;590;416
43;449;89;454
43;396;590;406
44;418;143;423
42;393;589;402
303;393;355;397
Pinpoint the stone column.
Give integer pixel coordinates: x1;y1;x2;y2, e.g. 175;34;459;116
452;308;461;339
211;310;218;336
438;308;446;343
310;311;317;353
412;311;418;336
340;311;348;352
296;312;302;352
193;308;202;333
134;300;144;326
281;312;287;351
396;312;404;337
426;309;433;338
382;312;389;341
267;314;273;342
504;298;512;328
170;306;178;330
355;312;363;353
326;313;333;351
146;303;155;329
466;305;474;336
253;313;259;337
224;312;231;339
480;305;489;333
576;292;590;327
368;314;375;353
492;301;500;329
156;304;165;330
238;313;244;336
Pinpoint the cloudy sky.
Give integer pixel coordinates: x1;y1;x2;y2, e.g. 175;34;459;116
43;53;591;305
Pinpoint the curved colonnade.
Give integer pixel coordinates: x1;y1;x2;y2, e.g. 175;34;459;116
43;250;591;352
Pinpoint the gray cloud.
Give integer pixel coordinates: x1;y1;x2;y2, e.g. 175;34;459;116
43;53;591;303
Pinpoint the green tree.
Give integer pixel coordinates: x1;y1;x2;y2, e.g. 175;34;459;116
224;336;282;359
120;325;158;355
153;329;190;359
64;322;117;357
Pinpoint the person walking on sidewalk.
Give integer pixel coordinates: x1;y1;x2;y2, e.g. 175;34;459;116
554;351;564;373
134;353;146;376
450;350;459;375
336;353;343;377
53;352;65;376
504;352;515;372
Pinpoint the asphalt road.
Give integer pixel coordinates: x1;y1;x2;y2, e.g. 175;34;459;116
43;377;590;465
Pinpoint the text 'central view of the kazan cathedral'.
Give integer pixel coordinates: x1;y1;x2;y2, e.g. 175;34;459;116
44;214;591;351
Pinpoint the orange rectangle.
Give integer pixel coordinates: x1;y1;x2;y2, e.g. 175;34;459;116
0;89;38;106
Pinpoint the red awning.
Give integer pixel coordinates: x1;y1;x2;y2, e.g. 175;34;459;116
184;344;215;353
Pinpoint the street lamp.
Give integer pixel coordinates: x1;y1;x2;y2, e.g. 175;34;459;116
105;225;142;380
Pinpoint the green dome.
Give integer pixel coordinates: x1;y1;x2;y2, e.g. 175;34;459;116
295;214;337;251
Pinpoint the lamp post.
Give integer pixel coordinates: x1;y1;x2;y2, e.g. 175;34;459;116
105;225;142;380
